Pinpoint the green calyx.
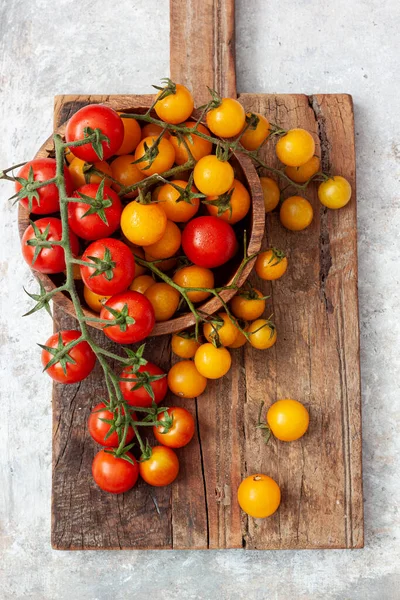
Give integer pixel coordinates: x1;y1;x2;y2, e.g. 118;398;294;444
172;173;205;205
38;332;78;375
268;247;286;267
152;77;177;101
245;112;260;131
25;220;57;266
23;282;52;317
86;246;116;280
103;302;136;332
78;179;112;225
131;138;160;171
82;127;110;160
14;166;40;211
203;188;234;218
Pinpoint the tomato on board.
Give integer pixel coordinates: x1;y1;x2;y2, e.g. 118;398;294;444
22;217;79;274
247;319;277;350
203;312;238;347
100;290;155;344
40;330;96;384
205;179;251;224
120;200;167;247
318;175;352;209
169;122;212;165
182;216;237;268
267;398;310;442
259;176;280;213
88;402;135;447
240;112;270;151
206;98;245;138
68;157;113;190
255;248;288;281
280;196;313;231
171;331;201;359
231;287;266;321
116;113;141;155
237;474;281;518
194;343;232;379
172;265;214;303
154;407;195;448
110;154;145;197
156;180;200;223
16;158;73;214
144;220;181;259
92;449;139;494
144;282;181;322
83;285;110;313
134;136;175;176
80;238;135;295
276;128;315;167
65;104;124;162
167;360;207;398
139;446;179;487
155;83;194;124
119;361;167;407
68;182;122;240
193;155;234;196
285;155;320;184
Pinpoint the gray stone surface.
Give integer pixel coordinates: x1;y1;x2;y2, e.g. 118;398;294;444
0;0;399;598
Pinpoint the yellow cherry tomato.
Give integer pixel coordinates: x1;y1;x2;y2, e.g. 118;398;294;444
171;332;201;359
65;148;76;164
259;176;280;213
129;274;155;294
285;155;320;183
206;98;246;138
172;265;214;303
228;327;248;348
255;249;288;281
280;196;313;231
121;200;167;246
194;343;232;379
193;155;234;196
231;288;266;320
167;360;207;398
205;179;251;224
238;474;281;518
68;157;112;189
276;128;315;167
134;136;175;176
110;154;145;197
318;175;352;209
155;83;194;124
141;123;171;140
144;282;180;322
267;399;310;442
116;113;141;155
240;113;270;151
247;319;277;350
83;285;110;313
157;180;200;222
144;220;181;260
203;313;238;347
169;122;212;165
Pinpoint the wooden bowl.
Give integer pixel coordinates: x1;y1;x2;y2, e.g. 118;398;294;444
18;100;265;336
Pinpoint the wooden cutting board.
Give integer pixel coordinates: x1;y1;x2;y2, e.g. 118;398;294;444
51;0;363;550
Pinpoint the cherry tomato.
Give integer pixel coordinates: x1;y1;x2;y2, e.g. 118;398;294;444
139;446;179;487
206;98;245;138
276;128;315;167
182;216;237;268
172;265;214;303
68;157;112;189
259;176;280;213
203;312;238;347
155;83;194;124
318;176;352;209
119;362;167;407
100;291;155;344
129;274;155;294
121;200;167;246
68;183;122;240
247;319;277;350
141;123;171;140
80;238;135;295
193;155;234;196
65;104;124;162
280;196;313;231
285;155;320;183
169;122;212;164
41;330;96;384
83;285;110;313
168;360;207;398
16;158;73;214
144;220;181;259
154;407;195;448
231;288;266;320
92;449;139;494
238;474;281;518
110;154;145;198
255;249;288;281
171;332;201;359
116;113;141;155
88;402;135;447
144;282;181;322
194;343;232;379
134;136;175;176
205;179;250;224
22;217;79;274
267;399;309;442
240;113;270;150
228;327;248;348
156;180;200;222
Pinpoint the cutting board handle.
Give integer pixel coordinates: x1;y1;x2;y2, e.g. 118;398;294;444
170;0;237;104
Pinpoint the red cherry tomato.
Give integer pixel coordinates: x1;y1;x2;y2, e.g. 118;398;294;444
92;449;139;494
181;216;237;268
68;183;122;240
65;104;124;162
21;217;79;274
80;238;135;295
119;362;167;407
100;291;155;344
16;158;73;214
154;407;195;448
88;402;135;447
41;330;96;384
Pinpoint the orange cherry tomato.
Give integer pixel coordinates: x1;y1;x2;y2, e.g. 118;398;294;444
169;122;212;165
228;327;248;348
238;474;281;518
203;313;238;347
116;113;141;155
194;343;232;379
206;98;245;138
255;248;288;280
134;136;175;176
276;128;315;167
167;360;207;398
129;274;155;294
157;180;200;222
193;155;234;196
172;265;214;303
144;220;181;260
141;123;170;140
171;331;201;359
247;319;277;350
267;399;310;442
280;196;313;231
139;446;179;487
155;83;194;124
154;406;195;448
259;176;280;213
285;155;320;183
240;112;270;150
83;285;110;313
121;200;167;246
231;288;266;320
205;178;250;224
68;157;112;189
144;282;180;321
110;154;145;197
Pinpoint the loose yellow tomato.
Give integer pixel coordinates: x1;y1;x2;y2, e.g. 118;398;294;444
155;83;194;124
172;265;214;303
129;274;155;294
267;399;309;442
68;157;112;189
318;175;352;209
134;136;175;176
255;249;288;281
144;282;180;322
167;360;207;398
285;155;320;183
65;148;76;164
206;98;246;138
116;113;141;155
276;128;315;167
170;122;213;165
228;327;248;348
205;179;251;224
193;155;234;196
280;196;313;231
121;200;167;246
110;154;145;197
194;343;232;379
259;176;280;213
231;288;266;320
83;285;110;313
171;332;201;359
144;220;181;260
240;113;270;151
203;313;238;347
144;252;178;272
141;123;171;140
238;474;281;518
247;319;277;350
157;180;200;222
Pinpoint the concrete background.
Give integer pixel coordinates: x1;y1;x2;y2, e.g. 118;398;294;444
0;0;399;598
